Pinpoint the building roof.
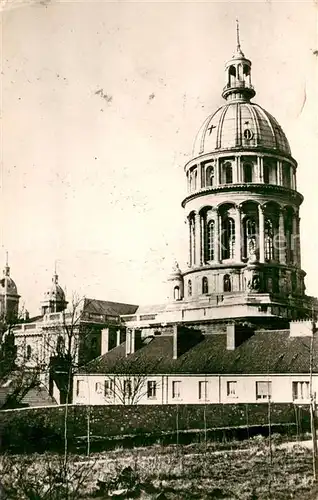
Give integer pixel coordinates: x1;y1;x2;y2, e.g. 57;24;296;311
192;102;291;159
0;381;57;409
77;329;318;376
83;298;138;317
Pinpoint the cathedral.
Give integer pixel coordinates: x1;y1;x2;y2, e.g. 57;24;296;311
122;28;315;335
6;31;318;407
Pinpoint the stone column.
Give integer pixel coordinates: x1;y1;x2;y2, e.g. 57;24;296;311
258;205;265;263
278;209;286;264
200;214;205;265
195;212;201;266
216;157;220;186
188;216;192;267
292;167;297;191
197;163;202;190
257;156;263;183
233;157;238;183
234;206;242;262
277;161;283;186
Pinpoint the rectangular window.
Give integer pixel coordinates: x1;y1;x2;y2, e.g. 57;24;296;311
198;381;208;401
95;382;103;394
124;379;132;398
172;381;181;399
147;380;157;399
227;381;237;397
76;379;84;397
104;379;113;398
256;381;272;400
292;381;310;401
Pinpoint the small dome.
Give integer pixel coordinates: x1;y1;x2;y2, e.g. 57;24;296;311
44;274;65;302
192;101;291;159
168;260;182;281
0;265;18;295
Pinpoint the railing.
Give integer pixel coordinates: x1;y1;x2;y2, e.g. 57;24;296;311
223;80;254;90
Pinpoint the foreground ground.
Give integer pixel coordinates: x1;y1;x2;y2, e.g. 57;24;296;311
1;436;318;499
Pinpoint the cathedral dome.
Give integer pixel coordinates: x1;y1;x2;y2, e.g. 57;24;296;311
192;101;291;159
0;263;18;295
44;274;65;302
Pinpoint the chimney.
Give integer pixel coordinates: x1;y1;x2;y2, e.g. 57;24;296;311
290;320;313;337
226;324;236;351
226;323;255;350
116;328;125;346
173;324;178;360
173;324;202;359
101;327;118;355
126;328;142;355
101;328;110;355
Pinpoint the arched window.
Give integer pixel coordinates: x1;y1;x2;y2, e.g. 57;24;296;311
263;164;270;184
188;280;192;297
207;220;215;261
56;335;65;355
174;286;180;301
206;165;214;187
26;344;32;360
282;164;291;188
223;274;232;292
264;219;274;261
224;163;233;184
222;217;235;259
243;64;250;76
202;277;208;294
244;218;257;259
243;163;253;183
229;65;236;86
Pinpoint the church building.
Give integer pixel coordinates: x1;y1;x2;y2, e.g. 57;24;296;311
6;29;318;408
73;32;318;407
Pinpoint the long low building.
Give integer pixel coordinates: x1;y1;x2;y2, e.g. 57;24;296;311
73;320;317;406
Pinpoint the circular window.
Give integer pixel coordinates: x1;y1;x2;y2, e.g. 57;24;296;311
244;129;254;140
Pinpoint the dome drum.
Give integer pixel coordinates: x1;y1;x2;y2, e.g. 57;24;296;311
184;153;298;199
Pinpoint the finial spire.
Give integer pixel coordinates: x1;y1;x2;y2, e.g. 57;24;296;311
53;260;58;283
236;19;240;52
234;19;244;57
4;250;10;276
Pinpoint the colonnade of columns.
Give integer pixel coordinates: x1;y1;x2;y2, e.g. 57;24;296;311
188;204;301;268
187;156;297;192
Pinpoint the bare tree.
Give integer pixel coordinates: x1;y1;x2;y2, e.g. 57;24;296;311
0;309;42;410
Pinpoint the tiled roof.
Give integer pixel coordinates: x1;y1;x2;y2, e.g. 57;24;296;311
0;381;57;409
83;298;138;317
78;330;318;375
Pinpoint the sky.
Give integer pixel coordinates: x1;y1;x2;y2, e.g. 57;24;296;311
0;0;317;315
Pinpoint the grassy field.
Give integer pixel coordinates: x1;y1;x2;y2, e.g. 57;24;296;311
1;436;318;499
